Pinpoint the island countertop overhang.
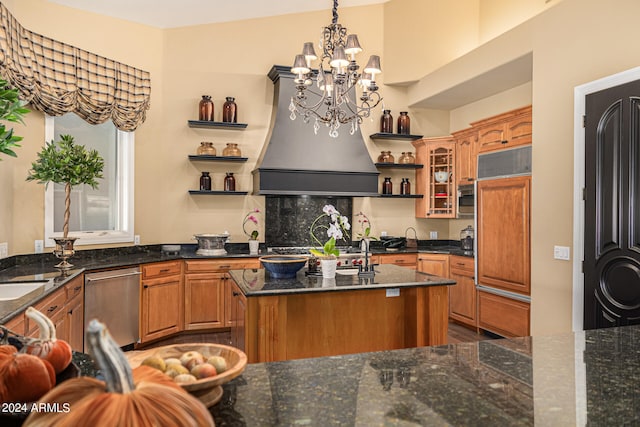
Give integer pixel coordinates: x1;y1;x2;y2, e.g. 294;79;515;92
228;264;456;297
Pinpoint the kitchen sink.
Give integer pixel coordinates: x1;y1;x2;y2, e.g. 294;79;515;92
0;282;47;301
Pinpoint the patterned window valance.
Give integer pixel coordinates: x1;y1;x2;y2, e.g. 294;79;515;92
0;3;150;131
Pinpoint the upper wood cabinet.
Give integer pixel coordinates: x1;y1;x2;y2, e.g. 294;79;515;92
413;136;456;218
452;128;478;185
473;105;532;153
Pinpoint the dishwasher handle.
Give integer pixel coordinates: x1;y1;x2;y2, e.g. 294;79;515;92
86;271;141;282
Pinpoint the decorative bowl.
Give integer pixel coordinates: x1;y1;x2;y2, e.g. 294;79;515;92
259;255;308;278
434;171;450;183
126;343;247;407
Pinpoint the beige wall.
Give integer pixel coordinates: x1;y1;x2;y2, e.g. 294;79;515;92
478;0;562;43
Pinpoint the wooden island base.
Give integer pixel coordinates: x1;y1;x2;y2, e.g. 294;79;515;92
241;284;449;363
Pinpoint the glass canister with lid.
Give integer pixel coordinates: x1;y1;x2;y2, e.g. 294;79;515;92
460;225;474;251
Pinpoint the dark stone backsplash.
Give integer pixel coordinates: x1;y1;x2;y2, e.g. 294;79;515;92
265;196;353;247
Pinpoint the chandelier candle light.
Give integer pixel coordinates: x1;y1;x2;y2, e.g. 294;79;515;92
289;0;383;137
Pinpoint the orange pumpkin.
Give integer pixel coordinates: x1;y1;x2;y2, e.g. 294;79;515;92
0;344;18;360
0;350;56;403
23;319;214;427
24;307;73;374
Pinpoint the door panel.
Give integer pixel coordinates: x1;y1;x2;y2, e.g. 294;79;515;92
584;79;640;329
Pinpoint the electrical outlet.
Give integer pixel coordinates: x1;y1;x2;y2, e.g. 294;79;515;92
430;231;438;239
35;240;44;253
134;235;140;245
0;242;7;259
554;245;570;260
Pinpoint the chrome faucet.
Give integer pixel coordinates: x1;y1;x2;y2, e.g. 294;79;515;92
358;239;377;278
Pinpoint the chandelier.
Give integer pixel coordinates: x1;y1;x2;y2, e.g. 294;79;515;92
288;0;383;138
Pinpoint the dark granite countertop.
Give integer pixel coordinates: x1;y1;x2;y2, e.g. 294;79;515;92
229;264;455;297
209;325;640;426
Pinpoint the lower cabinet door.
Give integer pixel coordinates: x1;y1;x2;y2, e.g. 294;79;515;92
140;275;183;343
449;269;476;327
66;293;84;351
184;273;225;330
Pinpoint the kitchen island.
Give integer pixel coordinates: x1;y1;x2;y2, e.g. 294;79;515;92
210;324;640;426
228;264;455;363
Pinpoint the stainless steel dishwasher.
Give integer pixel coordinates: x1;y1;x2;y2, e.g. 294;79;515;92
84;267;141;352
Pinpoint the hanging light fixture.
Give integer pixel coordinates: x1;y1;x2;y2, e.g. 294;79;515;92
289;0;383;138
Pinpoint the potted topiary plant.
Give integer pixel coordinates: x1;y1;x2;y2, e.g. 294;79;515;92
27;134;104;271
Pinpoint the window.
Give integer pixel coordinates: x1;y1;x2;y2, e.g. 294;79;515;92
44;114;134;246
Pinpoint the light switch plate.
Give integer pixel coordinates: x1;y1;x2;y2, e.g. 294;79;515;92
386;288;400;297
430;231;438;239
554;245;570;260
134;235;140;245
35;240;44;253
0;242;7;258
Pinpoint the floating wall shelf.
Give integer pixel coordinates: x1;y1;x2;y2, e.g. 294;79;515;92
379;194;424;198
188;155;248;162
188;120;248;129
188;190;249;196
374;163;424;169
370;132;423;141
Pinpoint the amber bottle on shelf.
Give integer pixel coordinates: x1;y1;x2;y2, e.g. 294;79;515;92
200;172;212;191
382;177;393;195
380;110;393;133
199;95;214;121
397;111;410;135
224;172;236;191
222;97;237;123
400;178;411;195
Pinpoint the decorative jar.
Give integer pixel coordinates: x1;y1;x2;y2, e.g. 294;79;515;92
222;97;237;123
399;151;415;164
199;95;214;121
400;178;411;195
223;143;241;157
380;110;393;133
199;171;211;191
397;111;410;135
377;151;394;164
382;177;393;195
224;172;236;191
197;142;216;156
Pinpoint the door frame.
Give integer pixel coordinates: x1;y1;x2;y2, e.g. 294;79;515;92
573;66;640;331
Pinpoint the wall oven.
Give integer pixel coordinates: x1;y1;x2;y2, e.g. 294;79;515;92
457;184;475;218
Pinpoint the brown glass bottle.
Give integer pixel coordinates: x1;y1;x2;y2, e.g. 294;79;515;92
224;172;236;191
380;110;393;133
199;95;214;121
222;97;237;123
200;172;211;191
382;177;393;195
397;111;410;135
400;178;411;195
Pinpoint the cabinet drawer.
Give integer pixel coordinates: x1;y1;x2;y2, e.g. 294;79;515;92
449;255;474;273
26;288;66;335
478;291;529;338
4;313;25;335
376;253;417;266
185;258;260;273
142;261;182;279
65;276;84;302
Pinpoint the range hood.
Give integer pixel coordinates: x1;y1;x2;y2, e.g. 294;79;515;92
252;65;379;196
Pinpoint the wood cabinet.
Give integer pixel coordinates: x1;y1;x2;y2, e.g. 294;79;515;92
373;253;417;269
413;136;456;218
140;261;184;343
448;255;476;328
4;310;25;335
452;128;478;185
417;253;450;278
26;286;67;339
478;290;530;337
183;258;259;331
64;274;84;351
477;175;531;295
474;105;532;153
229;280;247;350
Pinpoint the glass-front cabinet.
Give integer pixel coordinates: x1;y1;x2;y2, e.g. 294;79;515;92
413;136;456;218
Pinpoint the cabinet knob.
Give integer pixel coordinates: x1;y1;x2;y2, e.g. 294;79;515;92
143;285;149;289
232;291;239;297
47;305;58;313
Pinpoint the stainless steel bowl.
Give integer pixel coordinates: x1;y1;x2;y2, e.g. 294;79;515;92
194;233;229;256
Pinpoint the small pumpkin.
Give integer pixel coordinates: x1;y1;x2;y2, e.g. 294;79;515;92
0;343;18;360
23;307;73;374
0;347;56;403
23;319;214;427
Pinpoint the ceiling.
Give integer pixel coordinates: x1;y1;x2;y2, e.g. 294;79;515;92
46;0;389;29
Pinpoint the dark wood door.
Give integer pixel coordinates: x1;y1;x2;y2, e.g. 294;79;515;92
584;79;640;329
